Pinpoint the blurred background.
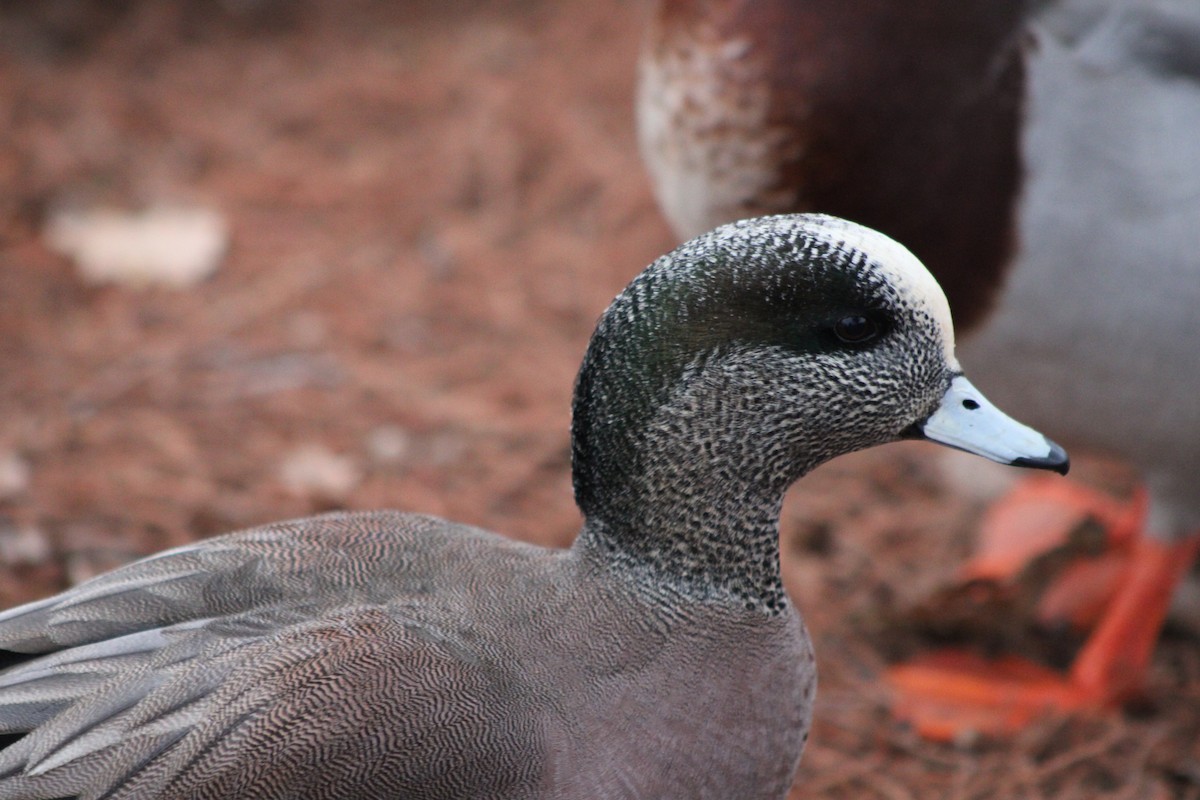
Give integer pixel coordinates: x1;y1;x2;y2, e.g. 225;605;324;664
1;1;1196;797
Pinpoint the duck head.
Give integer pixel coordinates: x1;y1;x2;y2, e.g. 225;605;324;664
571;214;1065;607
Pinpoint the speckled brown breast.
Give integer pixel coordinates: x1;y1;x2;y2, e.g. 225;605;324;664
639;0;1026;334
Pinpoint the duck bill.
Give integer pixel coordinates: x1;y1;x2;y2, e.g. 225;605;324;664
909;375;1070;474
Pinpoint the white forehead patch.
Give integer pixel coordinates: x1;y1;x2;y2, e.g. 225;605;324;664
799;214;959;369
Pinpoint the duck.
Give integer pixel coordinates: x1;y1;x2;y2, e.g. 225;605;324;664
0;214;1066;799
637;0;1200;739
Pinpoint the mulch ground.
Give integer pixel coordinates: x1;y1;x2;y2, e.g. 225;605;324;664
1;2;1197;797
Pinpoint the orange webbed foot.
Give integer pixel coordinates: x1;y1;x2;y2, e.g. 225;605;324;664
886;475;1198;741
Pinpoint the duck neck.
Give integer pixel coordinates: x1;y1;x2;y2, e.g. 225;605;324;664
572;383;807;614
575;478;789;614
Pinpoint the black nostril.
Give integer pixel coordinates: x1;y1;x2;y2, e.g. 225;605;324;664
962;398;980;410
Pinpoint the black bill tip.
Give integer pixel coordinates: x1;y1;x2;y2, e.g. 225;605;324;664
1012;439;1070;476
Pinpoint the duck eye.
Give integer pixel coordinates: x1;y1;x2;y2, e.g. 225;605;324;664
832;314;878;344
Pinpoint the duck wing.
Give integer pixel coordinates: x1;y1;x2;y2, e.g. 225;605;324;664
0;511;545;800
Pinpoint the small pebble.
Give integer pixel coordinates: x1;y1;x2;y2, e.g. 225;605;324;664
365;425;412;465
45;205;229;288
279;445;361;499
0;451;30;499
0;524;51;565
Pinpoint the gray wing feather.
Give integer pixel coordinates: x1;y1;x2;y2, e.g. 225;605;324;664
0;512;546;799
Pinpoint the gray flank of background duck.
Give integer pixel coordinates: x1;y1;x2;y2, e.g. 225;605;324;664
0;214;1066;800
